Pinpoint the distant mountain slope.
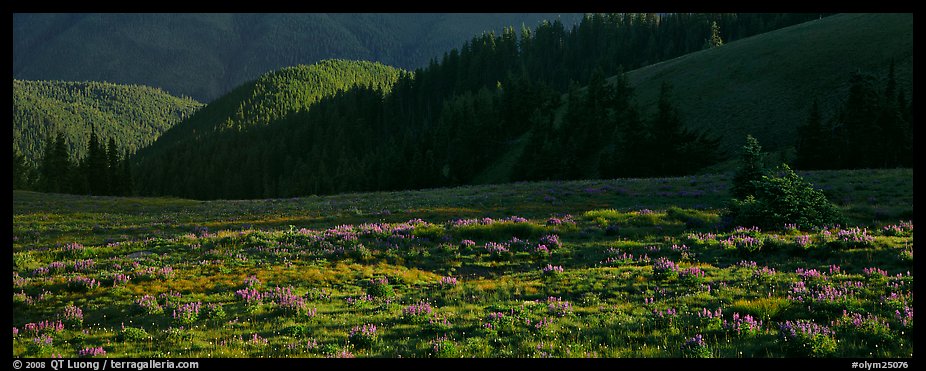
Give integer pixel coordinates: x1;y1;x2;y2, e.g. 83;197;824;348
623;13;913;154
13;13;582;102
12;80;202;167
132;60;405;198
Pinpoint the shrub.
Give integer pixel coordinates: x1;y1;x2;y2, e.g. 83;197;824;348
366;277;395;299
119;327;151;341
171;302;201;326
201;303;226;321
60;305;84;328
348;323;378;347
680;334;712;358
778;320;837;357
134;295;161;315
430;335;458;358
652;258;679;280
726;165;842;230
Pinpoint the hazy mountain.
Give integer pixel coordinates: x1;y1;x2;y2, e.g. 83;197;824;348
13;13;583;102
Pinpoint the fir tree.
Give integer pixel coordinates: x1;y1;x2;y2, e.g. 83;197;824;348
731;135;766;199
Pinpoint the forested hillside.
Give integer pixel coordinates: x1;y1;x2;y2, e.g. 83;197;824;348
133;60;406;198
133;13;833;200
13;13;584;102
12;80;202;167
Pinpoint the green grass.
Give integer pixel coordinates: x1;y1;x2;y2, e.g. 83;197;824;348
12;168;913;358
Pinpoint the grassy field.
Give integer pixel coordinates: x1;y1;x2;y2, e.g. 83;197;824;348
12;168;913;358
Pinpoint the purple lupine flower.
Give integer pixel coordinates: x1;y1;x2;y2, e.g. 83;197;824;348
113;273;131;286
534;317;554;331
78;346;106;357
542;264;564;275
546;217;563;226
750;266;777;281
828;265;842;275
795;268;823;280
680;334;711;357
345;294;374;306
680;267;706;279
505;216;529;223
248;333;269;345
723;313;763;335
681;334;706;349
734;226;761;234
13;327;19;337
697;308;723;320
32;333;54;347
32;267;49;276
539;234;562;249
135;294;161;314
269;286;305;314
329;349;355;358
863;267;888;277
157;266;175;279
348;323;378;345
484;242;510;254
61;305;84;327
652;257;679;278
403;302;433;318
794;235;812;248
652;308;678;318
778;320;834;340
63;242;84;255
48;261;66;272
737;260;758;268
73;259;95;272
68;276;100;290
670;244;690;252
23;320;64;335
487;312;505;321
894;306;913;327
439;276;458;286
534;244;550;255
244;275;261;288
546;296;572;317
460;239;476;247
836;227;874;244
172;302;201;325
235;287;264;305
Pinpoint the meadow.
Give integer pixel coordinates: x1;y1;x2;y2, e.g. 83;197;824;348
12;168;913;358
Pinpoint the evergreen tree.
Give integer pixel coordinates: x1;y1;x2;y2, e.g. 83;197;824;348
42;132;74;193
13;148;31;190
649;82;683;176
731;135;766;199
84;125;109;195
107;138;120;195
795;100;828;169
705;21;724;48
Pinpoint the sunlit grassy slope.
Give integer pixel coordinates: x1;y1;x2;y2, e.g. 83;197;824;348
625;13;913;154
